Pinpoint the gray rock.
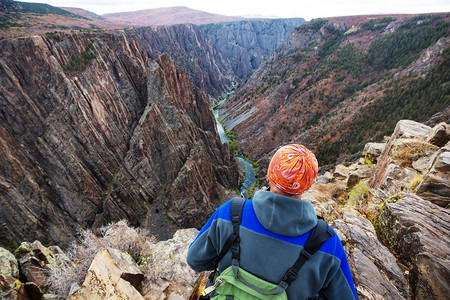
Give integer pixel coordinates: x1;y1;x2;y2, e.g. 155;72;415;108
16;242;49;288
433;151;450;173
333;164;356;180
412;152;438;173
394;120;432;139
333;214;409;300
0;247;18;279
416;148;450;207
0;34;240;247
371;120;434;190
0;274;18;299
347;164;376;189
140;228;199;300
362;143;386;164
427;122;450;147
378;193;450;300
315;171;333;184
416;172;450;207
70;248;144;300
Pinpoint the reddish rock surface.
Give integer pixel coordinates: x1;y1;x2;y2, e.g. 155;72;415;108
0;32;239;247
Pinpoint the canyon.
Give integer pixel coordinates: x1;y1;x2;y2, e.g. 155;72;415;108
0;15;303;248
0;4;449;300
222;14;450;172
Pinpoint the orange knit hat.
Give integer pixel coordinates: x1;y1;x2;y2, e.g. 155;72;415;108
267;144;318;195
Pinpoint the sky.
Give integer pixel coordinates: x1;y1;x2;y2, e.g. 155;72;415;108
21;0;450;20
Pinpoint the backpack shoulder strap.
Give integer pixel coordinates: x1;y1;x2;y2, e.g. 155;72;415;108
213;197;246;269
281;219;335;286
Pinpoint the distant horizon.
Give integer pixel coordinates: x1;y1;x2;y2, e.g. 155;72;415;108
18;0;450;21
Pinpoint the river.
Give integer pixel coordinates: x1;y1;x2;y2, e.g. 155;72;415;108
213;96;256;197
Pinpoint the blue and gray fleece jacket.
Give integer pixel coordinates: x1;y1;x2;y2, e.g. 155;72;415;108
187;190;357;300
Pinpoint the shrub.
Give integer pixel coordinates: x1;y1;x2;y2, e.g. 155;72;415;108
48;220;154;298
347;180;370;206
409;174;424;191
63;40;97;75
391;141;436;164
48;230;103;297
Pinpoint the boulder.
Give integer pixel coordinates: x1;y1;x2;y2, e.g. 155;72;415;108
0;247;19;278
347;164;376;189
416;149;450;208
14;241;64;293
378;193;450;300
69;248;144;300
333;214;409;300
415;171;450;208
15;242;49;289
23;282;44;300
427;122;450;147
315;171;333;184
0;274;18;299
371;120;434;190
412;153;438;173
433;151;450;173
333;164;356;180
392;120;431;139
362;143;386;164
139;228;200;300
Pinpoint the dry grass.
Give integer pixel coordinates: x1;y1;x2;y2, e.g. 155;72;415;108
348;180;370;207
409;174;424;192
48;220;155;298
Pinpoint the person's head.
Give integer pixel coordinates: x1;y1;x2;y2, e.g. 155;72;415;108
267;144;318;198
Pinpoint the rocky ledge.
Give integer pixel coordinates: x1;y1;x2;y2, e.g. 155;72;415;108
1;120;449;300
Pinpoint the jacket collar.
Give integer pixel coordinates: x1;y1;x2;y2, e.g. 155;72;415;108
252;190;318;236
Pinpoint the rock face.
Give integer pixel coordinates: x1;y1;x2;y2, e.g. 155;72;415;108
378;193;450;300
0;247;18;279
333;214;409;300
416;142;450;208
139;228;200;299
371;120;450;208
136;18;304;98
70;248;144;300
300;120;449;300
370;120;432;190
0;247;19;299
220;15;449;169
203;19;305;79
0;32;239;248
64;224;199;300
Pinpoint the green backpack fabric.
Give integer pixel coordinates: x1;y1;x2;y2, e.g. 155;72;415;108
200;197;334;300
211;266;287;299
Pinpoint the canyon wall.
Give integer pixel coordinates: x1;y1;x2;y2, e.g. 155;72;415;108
221;15;450;172
0;32;239;248
135;18;305;98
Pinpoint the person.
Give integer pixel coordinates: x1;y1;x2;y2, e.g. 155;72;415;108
187;144;357;299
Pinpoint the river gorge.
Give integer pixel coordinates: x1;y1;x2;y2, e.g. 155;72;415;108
213;95;256;197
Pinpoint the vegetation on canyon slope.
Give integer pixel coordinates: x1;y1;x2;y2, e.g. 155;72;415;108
228;13;449;168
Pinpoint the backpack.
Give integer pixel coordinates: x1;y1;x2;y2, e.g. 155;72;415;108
199;197;335;299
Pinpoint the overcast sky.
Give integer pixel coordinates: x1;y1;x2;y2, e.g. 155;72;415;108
21;0;450;20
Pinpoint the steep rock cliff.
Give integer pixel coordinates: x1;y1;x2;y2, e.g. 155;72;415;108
135;18;304;98
202;18;305;78
221;14;450;171
0;32;239;248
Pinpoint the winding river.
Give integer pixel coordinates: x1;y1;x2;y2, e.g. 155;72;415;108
213;97;256;197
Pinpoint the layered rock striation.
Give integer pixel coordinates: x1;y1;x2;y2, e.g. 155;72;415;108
1;120;448;300
0;32;239;248
220;14;450;169
135;18;305;98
